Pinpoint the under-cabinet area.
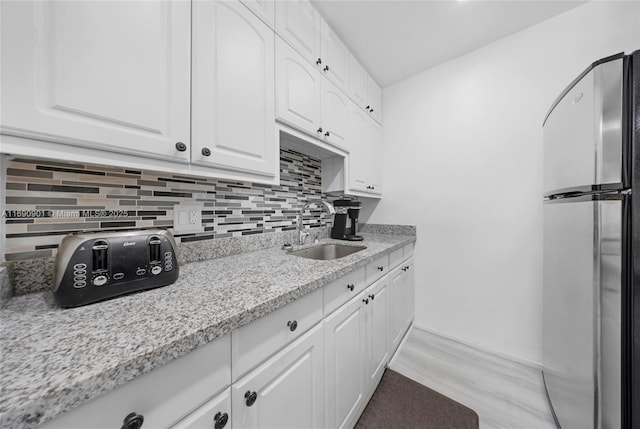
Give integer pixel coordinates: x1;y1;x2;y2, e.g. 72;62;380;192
37;244;415;429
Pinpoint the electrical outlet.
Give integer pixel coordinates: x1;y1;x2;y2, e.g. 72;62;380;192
173;204;204;234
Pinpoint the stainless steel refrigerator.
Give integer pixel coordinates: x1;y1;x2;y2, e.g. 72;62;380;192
543;50;640;429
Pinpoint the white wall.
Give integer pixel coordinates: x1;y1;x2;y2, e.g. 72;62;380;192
366;1;640;365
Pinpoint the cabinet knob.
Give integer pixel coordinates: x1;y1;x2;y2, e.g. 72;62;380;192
214;412;229;429
377;266;384;271
316;58;322;65
317;127;323;134
201;147;211;157
366;105;370;110
324;65;329;72
245;390;258;407
347;284;354;291
369;108;374;113
369;294;375;301
324;131;330;137
363;298;369;305
175;142;187;152
287;320;298;331
121;412;144;429
402;267;407;272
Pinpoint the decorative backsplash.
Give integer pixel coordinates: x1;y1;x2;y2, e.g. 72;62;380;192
3;149;332;261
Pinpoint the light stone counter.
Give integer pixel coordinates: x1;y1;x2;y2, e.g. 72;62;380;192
0;231;415;429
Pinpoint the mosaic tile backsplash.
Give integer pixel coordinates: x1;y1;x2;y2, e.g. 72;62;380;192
3;149;333;261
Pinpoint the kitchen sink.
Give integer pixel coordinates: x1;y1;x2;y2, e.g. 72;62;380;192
288;243;366;260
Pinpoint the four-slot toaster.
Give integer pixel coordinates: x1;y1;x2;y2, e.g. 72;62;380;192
54;229;179;308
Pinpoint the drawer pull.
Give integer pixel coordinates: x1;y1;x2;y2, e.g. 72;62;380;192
121;412;144;429
377;266;384;271
175;142;187;152
214;412;229;429
402;267;407;272
369;294;375;301
363;298;369;305
287;320;298;332
347;284;355;291
245;390;258;407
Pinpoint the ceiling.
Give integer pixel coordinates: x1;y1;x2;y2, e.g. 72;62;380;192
311;0;587;87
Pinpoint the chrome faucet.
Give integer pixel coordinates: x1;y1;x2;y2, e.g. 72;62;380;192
297;200;336;245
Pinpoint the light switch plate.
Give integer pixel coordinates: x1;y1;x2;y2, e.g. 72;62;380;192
173;204;204;234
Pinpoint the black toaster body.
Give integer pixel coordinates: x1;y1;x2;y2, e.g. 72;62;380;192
54;229;179;308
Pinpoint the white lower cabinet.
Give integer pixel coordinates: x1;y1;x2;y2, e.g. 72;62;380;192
324;294;367;429
389;257;415;353
365;276;390;390
232;323;324;429
171;388;231;429
37;248;415;429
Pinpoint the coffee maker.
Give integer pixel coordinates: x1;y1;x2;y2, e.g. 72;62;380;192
331;199;364;241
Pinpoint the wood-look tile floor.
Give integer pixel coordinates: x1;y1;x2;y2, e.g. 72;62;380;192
390;326;556;429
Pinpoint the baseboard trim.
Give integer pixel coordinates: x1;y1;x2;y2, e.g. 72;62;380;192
411;323;542;371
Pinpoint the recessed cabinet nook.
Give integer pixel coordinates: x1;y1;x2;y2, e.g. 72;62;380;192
39;244;415;429
0;0;384;198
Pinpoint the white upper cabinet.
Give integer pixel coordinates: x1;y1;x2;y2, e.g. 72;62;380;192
367;76;383;124
347;102;371;193
0;0;191;162
321;79;350;150
348;55;368;109
320;20;349;93
347;101;382;195
275;0;321;67
192;0;277;180
239;0;275;28
276;38;322;137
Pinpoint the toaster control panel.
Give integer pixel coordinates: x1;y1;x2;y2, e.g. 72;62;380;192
54;229;179;308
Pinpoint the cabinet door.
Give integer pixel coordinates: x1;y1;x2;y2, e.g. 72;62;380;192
171;388;231;429
403;258;415;329
320;20;349;93
367;117;384;195
276;38;322;136
347;102;371;193
275;0;321;66
321;78;350;151
192;0;276;179
349;55;368;109
389;265;406;355
367;76;383;124
366;277;390;390
239;0;275;28
0;0;191;162
324;295;366;429
232;324;324;429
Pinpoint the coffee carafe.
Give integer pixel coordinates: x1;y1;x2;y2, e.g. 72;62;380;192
331;199;364;241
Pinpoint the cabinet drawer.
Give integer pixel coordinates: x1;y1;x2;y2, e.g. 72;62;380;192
232;288;323;381
39;334;231;429
171;387;231;429
323;267;365;316
389;248;404;269
365;254;389;286
403;242;414;260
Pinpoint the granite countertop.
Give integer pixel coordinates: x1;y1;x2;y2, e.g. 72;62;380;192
0;232;415;429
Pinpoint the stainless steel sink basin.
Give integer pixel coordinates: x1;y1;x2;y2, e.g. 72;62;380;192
288;243;366;260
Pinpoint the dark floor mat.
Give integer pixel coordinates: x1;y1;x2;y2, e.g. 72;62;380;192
355;369;479;429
